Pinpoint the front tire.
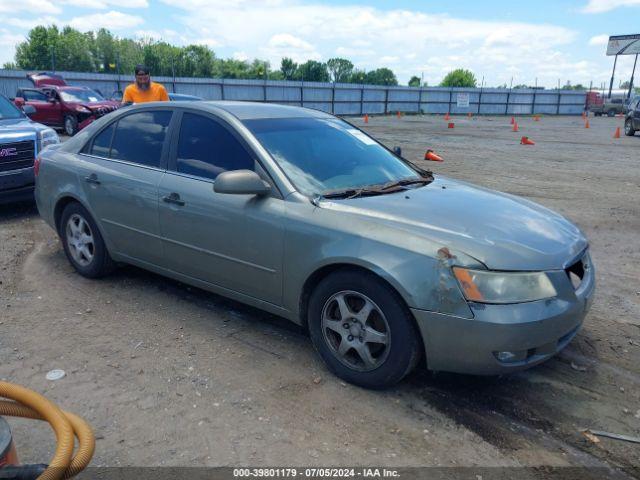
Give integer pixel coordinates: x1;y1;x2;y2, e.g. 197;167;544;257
64;115;79;136
308;269;422;389
59;202;115;278
624;118;636;136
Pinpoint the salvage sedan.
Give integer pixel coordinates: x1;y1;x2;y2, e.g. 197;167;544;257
34;102;595;389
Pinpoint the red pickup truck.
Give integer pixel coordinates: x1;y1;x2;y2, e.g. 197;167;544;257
13;73;120;136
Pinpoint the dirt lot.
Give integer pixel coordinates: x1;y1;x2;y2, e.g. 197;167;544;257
1;114;639;478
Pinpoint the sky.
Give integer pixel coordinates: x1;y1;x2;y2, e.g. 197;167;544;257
0;0;639;88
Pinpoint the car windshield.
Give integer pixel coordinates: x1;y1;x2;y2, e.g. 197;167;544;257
59;89;105;103
0;96;23;120
243;117;423;196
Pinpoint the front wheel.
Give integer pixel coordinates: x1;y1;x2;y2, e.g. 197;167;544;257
308;270;422;389
64;115;79;136
59;202;115;278
625;118;636;136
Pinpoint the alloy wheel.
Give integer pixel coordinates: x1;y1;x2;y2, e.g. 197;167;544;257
321;290;390;372
65;213;95;266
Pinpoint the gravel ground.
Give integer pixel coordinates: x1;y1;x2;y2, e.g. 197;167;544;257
0;114;639;479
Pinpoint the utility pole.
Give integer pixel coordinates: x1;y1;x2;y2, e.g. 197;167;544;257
628;54;638;100
608;54;618;99
50;46;56;73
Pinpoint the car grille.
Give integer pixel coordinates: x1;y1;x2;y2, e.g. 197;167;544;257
0;140;35;173
93;105;119;118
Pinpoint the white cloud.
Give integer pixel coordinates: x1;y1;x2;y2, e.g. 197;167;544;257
588;34;609;46
4;17;59;29
0;29;25;66
0;0;60;14
582;0;640;13
69;10;144;31
161;0;588;86
60;0;148;8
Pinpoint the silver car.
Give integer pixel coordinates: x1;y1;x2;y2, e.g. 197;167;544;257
35;102;595;389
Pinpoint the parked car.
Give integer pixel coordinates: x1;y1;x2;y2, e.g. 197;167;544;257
109;91;203;102
0;94;59;203
624;95;639;114
13;73;120;136
35;102;595;389
624;96;640;136
589;96;625;117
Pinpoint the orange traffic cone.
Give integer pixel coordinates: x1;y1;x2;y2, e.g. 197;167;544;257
364;114;369;123
520;136;535;145
585;119;590;129
510;116;515;125
467;112;472;119
614;127;621;138
444;112;450;120
447;122;455;129
581;111;586;119
397;111;401;119
424;149;443;162
534;115;540;122
512;121;519;132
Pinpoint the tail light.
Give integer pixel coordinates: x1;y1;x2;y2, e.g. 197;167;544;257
34;156;41;177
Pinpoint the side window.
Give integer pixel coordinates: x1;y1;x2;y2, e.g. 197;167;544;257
110;111;172;168
89;123;115;157
176;113;254;180
23;90;48;102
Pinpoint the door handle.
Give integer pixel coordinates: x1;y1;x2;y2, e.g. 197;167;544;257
84;174;100;185
162;192;185;206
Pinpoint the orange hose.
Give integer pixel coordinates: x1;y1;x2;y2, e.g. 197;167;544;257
0;382;94;479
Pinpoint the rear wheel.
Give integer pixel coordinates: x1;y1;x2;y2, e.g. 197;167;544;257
308;269;422;389
625;118;636;136
607;109;616;117
64;115;78;136
59;202;115;278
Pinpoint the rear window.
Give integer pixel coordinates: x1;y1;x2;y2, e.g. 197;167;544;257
109;111;172;168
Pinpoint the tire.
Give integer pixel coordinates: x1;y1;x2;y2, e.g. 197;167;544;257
308;269;422;389
625;118;636;136
64;114;79;136
594;112;601;117
59;202;115;278
607;109;616;117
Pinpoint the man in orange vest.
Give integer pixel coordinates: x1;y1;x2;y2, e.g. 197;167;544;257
122;64;169;104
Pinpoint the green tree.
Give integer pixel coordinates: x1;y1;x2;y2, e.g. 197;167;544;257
365;67;397;86
326;57;353;83
348;69;367;83
15;25;59;70
297;60;329;82
178;45;215;77
408;75;421;87
440;68;477;88
280;57;297;80
95;28;117;72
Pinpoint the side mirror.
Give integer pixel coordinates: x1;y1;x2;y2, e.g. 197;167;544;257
214;170;271;196
22;105;36;116
393;146;402;156
47;97;57;103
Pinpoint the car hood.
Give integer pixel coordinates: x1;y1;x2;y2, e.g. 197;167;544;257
0;117;48;135
318;176;587;271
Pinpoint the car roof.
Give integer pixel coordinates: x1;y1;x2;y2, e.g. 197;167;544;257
203;101;334;120
117;100;335;121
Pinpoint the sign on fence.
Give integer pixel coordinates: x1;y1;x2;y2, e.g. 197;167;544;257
456;93;469;108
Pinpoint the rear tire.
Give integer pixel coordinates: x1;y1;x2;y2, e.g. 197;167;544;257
64;115;79;136
607;109;616;117
308;269;422;389
625;118;636;136
59;202;115;278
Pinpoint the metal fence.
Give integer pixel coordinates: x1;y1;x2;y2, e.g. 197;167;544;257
0;69;587;115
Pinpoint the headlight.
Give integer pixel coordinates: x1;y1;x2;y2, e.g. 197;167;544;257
76;106;91;113
38;128;60;152
453;267;557;304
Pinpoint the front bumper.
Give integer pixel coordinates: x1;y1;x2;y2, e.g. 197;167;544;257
0;167;35;204
412;254;595;375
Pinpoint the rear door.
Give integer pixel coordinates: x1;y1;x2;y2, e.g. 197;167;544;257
21;90;57;125
158;110;285;305
79;109;174;266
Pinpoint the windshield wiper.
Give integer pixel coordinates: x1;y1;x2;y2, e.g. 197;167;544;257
379;177;433;191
